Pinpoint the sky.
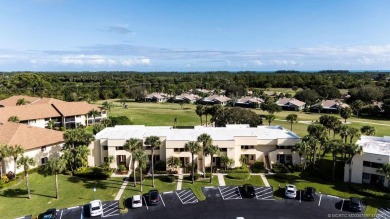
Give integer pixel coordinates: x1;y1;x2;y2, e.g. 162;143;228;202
1;0;390;71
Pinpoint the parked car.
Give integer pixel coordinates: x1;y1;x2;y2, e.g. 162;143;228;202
241;184;256;198
132;195;143;208
89;200;103;216
303;187;316;201
42;208;57;219
348;197;362;212
148;190;160;205
284;184;297;199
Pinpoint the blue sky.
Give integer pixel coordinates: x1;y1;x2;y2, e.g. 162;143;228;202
1;0;390;71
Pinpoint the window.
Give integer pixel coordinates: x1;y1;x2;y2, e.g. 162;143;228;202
241;145;254;149
219;148;227;152
41;146;46;151
103;146;108;150
371;162;383;168
362;172;370;180
277;146;293;149
41;157;48;164
363;161;371;167
115;146;124;150
174;148;185;152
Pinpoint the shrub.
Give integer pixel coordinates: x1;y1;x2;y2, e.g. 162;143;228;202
186;173;200;181
155;170;168;174
160;175;176;183
154;161;166;171
74;167;111;180
272;163;288;173
251;162;266;173
118;164;127;172
226;172;250;180
128;171;145;181
1;175;9;183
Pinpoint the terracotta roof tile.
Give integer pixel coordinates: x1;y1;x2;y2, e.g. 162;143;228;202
52;101;101;117
0;104;61;122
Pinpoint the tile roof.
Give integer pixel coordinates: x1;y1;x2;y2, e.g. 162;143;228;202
276;98;305;107
145;92;170;99
175;93;201;101
52;101;101;117
312;99;349;109
0;95;41;107
0;122;64;150
0;104;62;122
236;96;264;104
203;95;231;103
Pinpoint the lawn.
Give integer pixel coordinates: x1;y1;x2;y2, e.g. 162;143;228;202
0;171;124;219
224;175;265;187
181;176;219;200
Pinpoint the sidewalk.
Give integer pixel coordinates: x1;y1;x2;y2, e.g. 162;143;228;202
114;170;131;201
217;173;226;186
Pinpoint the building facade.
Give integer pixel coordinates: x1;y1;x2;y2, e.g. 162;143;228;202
344;136;390;188
88;125;301;172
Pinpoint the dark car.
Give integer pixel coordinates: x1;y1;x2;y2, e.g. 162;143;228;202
348;197;362;212
42;208;57;219
241;184;256;198
148;189;160;205
303;187;316;201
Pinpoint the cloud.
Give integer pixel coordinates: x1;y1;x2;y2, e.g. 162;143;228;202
103;25;133;35
59;55;149;67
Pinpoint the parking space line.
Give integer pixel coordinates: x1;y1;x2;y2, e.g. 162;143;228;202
59;210;63;219
218;187;225;199
159;194;166;207
143;196;149;210
340;199;344;211
103;202;117;209
256;192;272;198
318;194;322;206
181;192;194;200
102;213;120;218
299;191;301;203
377;208;390;218
67;206;79;210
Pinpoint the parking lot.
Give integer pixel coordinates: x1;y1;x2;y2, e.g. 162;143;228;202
218;186;242;200
376;207;390;219
54;201;119;219
203;186;275;201
254;186;275;200
175;189;198;204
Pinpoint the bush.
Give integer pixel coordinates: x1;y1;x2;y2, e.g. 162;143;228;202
128;171;145;181
155;170;168;174
185;173;200;181
272;163;288;173
160;175;176;183
109;116;133;126
118;164;127;172
292;164;304;172
1;175;9;183
154;161;166;171
226;172;250;180
251;162;266;173
74;167;111;180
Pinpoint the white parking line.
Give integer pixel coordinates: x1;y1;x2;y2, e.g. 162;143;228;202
103;202;117;209
327;195;340;199
318;194;322;206
299;191;302;203
159;194;166;207
175;191;185;204
67;206;79;209
59;210;63;219
218;187;225;199
163;191;173;194
102;213;120;218
340;199;344;211
204;186;214;188
143;196;149;210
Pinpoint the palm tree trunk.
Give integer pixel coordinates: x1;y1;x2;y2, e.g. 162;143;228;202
210;155;213;183
14;158;17;174
191;153;195;184
290;122;293;130
348;161;352;183
26;172;31;199
205;115;208;127
56;174;59;199
0;162;3;177
202;150;206;178
133;159;136;187
332;155;336;182
151;148;155;187
199;116;202;126
140;167;143;192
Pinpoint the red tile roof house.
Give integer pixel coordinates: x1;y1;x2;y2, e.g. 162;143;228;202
0;95;106;129
201;95;231;106
276;98;306;111
235;96;264;108
310;99;349;113
144;92;171;103
0;122;64;174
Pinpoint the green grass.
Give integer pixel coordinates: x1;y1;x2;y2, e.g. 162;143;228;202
181;176;219;200
0;172;124;219
224;175;265;187
121;176;177;201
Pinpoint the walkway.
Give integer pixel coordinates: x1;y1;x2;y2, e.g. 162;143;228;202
217;173;226;186
176;168;183;190
260;173;270;187
114;171;131;201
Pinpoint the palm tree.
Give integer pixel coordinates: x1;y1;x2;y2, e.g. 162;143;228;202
350;100;364;118
286;114;298;131
7;116;20;122
344;143;362;183
16;98;29;106
8;145;24;175
167;156;181;173
75;145;90;169
42;157;67;199
292;141;309;170
88;109;100;125
197;133;212;177
0;144;9;177
348;127;361;143
239;155;248;166
195;105;205;126
264;114;275;126
17;155;35;199
47;119;55;129
185;141;201;184
339;125;349;144
205;145;219;183
133;149;148;192
328;139;342;182
340;107;352;123
220;155;233;170
204;106;211;127
360;125;376;136
144;136;161;187
101;118;111;127
377;163;390;188
332;120;343;139
124;138;142;187
101;101;114;111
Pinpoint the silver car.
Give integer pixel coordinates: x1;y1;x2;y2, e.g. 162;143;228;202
285;184;297;199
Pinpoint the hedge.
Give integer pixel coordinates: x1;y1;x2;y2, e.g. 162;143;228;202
160;175;176;183
251;162;266;173
226;165;250;180
74;167;112;180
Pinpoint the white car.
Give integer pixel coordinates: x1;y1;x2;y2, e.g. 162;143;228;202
90;200;103;217
131;195;143;208
285;184;297;199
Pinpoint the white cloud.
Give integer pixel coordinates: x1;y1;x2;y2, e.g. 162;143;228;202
121;58;150;66
59;55;149;67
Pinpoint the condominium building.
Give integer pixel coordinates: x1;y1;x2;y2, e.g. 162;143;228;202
344;136;390;188
88;125;301;172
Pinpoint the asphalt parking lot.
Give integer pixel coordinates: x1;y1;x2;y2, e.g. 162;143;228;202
204;186;275;201
54;201;119;219
375;207;390;219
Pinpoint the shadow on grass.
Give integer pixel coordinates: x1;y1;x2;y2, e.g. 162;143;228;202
30;192;55;198
0;188;28;198
67;176;125;191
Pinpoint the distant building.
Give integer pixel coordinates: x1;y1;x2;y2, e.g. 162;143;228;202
0;122;64;174
88;125;301;171
144;92;171;103
174;93;201;103
344;136;390;188
235;96;264;108
201;95;231;106
311;99;349;113
276;98;306;111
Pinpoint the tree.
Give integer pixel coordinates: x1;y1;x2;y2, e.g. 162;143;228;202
344;143;362;183
124;138;143;187
47;119;55;130
315;85;341;99
347;127;361;144
360;125;376;136
377;163;390;188
239;155;248;165
195;105;205;126
286;114;298;130
42;157;67;199
0;144;9;177
197;133;212;177
133;149;148;192
16;98;29;106
17;155;35;199
101;101;114;111
340;107;352;123
262;102;282;114
144;136;161;187
294;89;320;106
349;85;384;103
204;145;219;183
339;125;349;144
328;139;342;182
211;107;262;127
350;100;364;118
8;145;24;175
293;141;310;170
88;109;100;125
101;118;111;127
8;116;20;122
184;141;201;184
264;114;275;126
220;155;233;170
92;123;105;134
75;145;90;168
102;155;115;171
167;156;181;173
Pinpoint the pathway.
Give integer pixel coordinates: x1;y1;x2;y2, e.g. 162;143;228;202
176;168;184;190
217;173;226;186
114;170;131;201
260;173;270;187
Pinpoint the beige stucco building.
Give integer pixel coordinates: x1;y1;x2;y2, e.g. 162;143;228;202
344;136;390;188
88;125;301;172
